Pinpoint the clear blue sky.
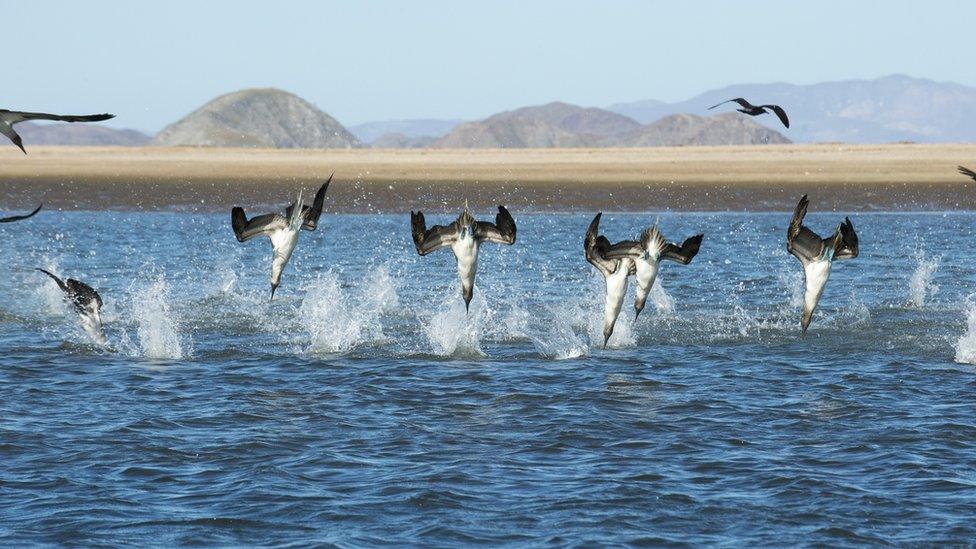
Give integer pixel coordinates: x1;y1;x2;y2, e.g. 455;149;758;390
5;0;975;132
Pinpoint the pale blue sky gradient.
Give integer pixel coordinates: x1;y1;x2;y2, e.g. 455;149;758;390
5;0;975;132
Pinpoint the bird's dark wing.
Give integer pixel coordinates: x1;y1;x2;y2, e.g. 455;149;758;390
708;98;753;110
474;205;516;245
6;111;115;124
831;217;859;261
786;195;824;263
411;211;459;255
661;234;704;264
584;213;619;276
958;166;976;182
36;268;69;293
284;174;333;231
0;124;26;154
66;278;102;309
762;104;790;128
0;204;41;223
603;239;643;259
231;208;287;242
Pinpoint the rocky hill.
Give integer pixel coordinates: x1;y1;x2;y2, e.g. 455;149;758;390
153;88;360;148
15;122;150;146
433;102;640;148
615;113;790;147
430;101;787;148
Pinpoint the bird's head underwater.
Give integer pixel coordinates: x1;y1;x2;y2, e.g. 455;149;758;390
801;310;813;337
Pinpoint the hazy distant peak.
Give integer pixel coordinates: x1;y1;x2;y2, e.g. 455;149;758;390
607;74;976;143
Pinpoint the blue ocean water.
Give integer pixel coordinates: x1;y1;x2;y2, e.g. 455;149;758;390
1;210;975;545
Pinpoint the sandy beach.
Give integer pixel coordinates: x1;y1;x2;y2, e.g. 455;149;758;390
0;144;974;211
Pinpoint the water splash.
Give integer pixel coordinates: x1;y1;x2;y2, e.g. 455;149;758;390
129;277;188;360
778;268;804;310
954;298;976;364
907;250;940;307
299;268;397;355
425;287;485;357
649;280;675;316
35;259;67;315
527;303;588;360
492;297;532;342
368;266;401;314
833;290;872;328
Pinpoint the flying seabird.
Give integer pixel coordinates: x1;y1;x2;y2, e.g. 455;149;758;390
708;98;790;129
1;109;115;154
584;213;638;348
411;203;516;312
231;175;333;300
958;165;976;182
36;268;106;344
0;204;42;223
603;223;704;319
786;195;859;335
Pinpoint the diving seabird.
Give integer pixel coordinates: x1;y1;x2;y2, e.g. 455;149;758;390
0;204;42;223
584;213;637;348
708;98;790;129
603;223;704;319
958;165;976;182
411;204;516;312
36;268;106;344
231;175;333;300
1;110;115;154
786;195;859;335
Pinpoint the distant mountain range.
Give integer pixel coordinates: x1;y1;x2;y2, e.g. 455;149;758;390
15;122;150;146
608;74;976;143
348;119;460;143
16;75;976;148
430;102;786;147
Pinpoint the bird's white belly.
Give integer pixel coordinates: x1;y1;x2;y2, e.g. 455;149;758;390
270;228;300;283
604;259;631;329
634;257;659;304
803;259;832;315
452;235;479;288
79;304;106;345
